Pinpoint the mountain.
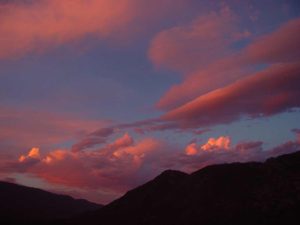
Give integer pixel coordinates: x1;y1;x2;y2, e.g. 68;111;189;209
0;181;102;225
1;151;299;225
70;151;300;225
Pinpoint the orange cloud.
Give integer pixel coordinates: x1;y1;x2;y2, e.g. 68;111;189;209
185;143;198;156
42;150;69;164
19;147;40;162
178;138;300;173
201;136;231;151
185;136;231;156
178;140;264;172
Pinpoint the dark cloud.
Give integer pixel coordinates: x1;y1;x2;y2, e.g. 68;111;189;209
292;128;300;134
71;137;107;153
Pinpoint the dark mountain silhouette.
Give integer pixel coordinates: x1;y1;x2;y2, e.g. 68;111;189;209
0;181;102;225
69;151;300;225
1;151;300;225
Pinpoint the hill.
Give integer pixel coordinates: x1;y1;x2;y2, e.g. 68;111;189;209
71;151;300;225
0;181;102;225
2;151;300;225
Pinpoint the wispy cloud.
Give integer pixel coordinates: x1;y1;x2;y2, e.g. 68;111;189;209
154;17;300;110
162;62;300;128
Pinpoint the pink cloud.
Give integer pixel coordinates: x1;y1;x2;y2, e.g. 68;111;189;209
121;139;154;157
3;134;163;196
185;136;231;156
241;18;300;64
0;0;186;59
156;65;245;110
108;133;134;152
2;133;299;203
0;0;131;58
177;137;299;172
156;17;300;110
162;62;300;128
181;140;264;172
149;6;241;73
0;106;108;155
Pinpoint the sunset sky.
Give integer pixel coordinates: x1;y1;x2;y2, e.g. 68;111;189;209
0;0;300;204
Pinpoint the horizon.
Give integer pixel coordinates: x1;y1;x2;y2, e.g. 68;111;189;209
2;149;300;206
0;0;300;204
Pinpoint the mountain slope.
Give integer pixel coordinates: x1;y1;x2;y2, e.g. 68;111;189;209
0;181;102;224
72;151;300;225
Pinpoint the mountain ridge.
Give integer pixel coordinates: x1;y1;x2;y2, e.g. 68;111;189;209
0;181;102;224
1;151;300;225
70;151;300;225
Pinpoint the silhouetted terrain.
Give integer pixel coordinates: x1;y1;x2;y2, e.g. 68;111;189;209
1;151;300;225
0;181;102;225
70;151;300;225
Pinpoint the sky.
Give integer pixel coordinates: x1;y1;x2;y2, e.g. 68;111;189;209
0;0;300;204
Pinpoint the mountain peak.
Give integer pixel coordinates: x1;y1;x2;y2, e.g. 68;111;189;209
73;150;300;225
154;169;188;182
2;151;300;225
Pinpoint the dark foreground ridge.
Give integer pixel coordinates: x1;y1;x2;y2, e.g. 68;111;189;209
70;151;300;225
1;151;300;225
0;181;102;225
